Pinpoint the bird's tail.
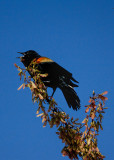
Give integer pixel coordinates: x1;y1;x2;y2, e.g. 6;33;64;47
60;85;80;110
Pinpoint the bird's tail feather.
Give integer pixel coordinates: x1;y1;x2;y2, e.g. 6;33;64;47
60;86;80;110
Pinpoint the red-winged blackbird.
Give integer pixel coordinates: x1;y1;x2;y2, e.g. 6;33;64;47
18;50;80;111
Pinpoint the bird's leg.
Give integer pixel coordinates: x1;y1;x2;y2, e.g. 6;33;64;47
45;88;56;104
51;88;56;97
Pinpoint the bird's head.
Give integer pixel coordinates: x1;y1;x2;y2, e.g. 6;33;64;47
17;50;41;67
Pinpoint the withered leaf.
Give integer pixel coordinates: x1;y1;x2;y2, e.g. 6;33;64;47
85;107;89;113
43;122;47;127
38;93;44;100
30;81;37;89
17;84;24;90
39;73;48;77
61;118;66;124
36;107;40;114
14;63;19;68
101;91;108;95
36;113;44;117
98;95;108;101
91;112;95;119
82;118;88;124
42;117;46;123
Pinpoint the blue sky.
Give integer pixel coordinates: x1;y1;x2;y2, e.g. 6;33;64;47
0;0;114;159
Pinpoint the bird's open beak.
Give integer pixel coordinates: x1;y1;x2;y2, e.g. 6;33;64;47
16;52;25;59
17;52;25;54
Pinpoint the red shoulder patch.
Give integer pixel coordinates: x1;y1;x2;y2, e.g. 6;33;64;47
36;57;54;63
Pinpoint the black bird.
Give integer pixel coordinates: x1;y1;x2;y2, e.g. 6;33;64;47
18;50;80;110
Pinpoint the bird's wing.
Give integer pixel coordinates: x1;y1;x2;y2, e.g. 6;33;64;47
35;57;79;84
